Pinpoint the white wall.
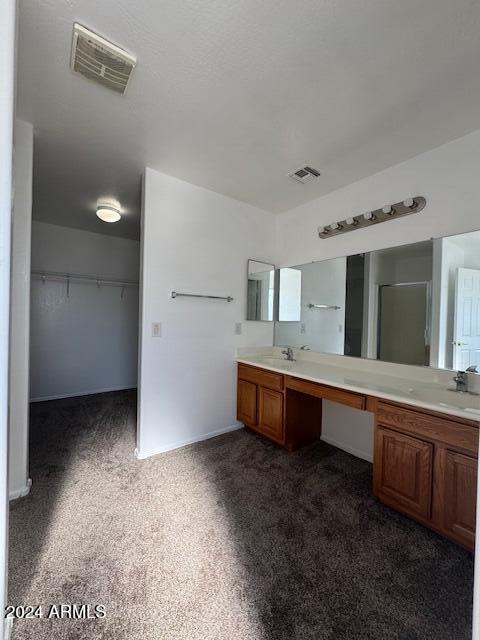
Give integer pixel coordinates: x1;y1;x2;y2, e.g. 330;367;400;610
276;130;480;268
0;0;16;630
138;168;275;458
321;401;374;463
375;247;432;285
275;129;480;472
30;222;140;401
9;119;33;500
275;259;346;353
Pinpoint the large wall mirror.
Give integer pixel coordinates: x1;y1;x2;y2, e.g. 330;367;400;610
247;260;275;321
271;229;480;371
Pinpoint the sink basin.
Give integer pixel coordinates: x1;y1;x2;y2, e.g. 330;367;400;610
405;386;480;414
255;356;295;370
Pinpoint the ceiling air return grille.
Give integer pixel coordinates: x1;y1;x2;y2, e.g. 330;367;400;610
288;165;321;184
70;23;136;95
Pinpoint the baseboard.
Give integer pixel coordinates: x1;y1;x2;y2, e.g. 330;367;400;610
320;435;373;463
9;477;32;501
30;385;137;403
136;423;243;460
4;616;13;640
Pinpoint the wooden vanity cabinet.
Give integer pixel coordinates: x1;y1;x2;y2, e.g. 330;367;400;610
236;363;323;449
258;387;284;443
374;426;433;520
237;362;479;551
237;379;257;427
237;364;286;445
437;447;477;550
374;401;478;551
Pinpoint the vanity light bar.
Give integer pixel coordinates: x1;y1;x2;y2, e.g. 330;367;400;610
318;196;426;239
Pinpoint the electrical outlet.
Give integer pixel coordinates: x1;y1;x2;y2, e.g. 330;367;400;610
235;322;242;335
300;322;306;335
152;322;161;337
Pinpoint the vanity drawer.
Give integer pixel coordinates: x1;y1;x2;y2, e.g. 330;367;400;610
237;364;284;392
376;402;479;455
285;376;366;410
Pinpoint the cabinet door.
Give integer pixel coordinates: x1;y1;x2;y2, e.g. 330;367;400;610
258;387;284;442
374;426;433;520
443;450;477;550
237;380;257;426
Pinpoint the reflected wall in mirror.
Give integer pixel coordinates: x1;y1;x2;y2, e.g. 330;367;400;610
276;258;349;352
274;229;480;371
434;230;480;371
247;259;275;321
278;268;302;321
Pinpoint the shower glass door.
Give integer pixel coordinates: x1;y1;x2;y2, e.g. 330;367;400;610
377;282;431;366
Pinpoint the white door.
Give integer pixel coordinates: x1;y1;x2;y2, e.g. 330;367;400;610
453;267;480;370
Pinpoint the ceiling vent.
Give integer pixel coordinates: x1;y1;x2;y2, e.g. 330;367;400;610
70;23;136;95
288;165;321;184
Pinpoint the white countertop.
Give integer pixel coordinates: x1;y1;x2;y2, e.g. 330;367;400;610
237;351;480;423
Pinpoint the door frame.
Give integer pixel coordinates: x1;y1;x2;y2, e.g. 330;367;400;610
0;0;16;636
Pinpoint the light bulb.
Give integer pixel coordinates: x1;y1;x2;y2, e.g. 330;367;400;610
330;222;343;231
346;216;357;226
403;197;415;208
96;204;121;223
382;205;394;215
363;211;375;221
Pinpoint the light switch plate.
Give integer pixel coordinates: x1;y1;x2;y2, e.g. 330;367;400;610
300;322;306;334
152;322;161;337
235;322;242;335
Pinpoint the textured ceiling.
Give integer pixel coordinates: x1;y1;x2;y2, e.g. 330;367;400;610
17;0;480;239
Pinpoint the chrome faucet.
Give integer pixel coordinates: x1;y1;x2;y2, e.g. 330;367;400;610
452;371;468;393
300;345;310;351
450;367;479;394
281;347;295;361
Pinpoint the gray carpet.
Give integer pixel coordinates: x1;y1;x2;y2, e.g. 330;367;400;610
8;390;473;640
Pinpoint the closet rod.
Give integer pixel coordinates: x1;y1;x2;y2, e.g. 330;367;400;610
31;269;139;288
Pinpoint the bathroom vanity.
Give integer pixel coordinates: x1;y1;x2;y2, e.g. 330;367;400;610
236;352;479;552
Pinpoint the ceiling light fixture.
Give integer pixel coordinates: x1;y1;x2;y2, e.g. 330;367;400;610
96;203;121;223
